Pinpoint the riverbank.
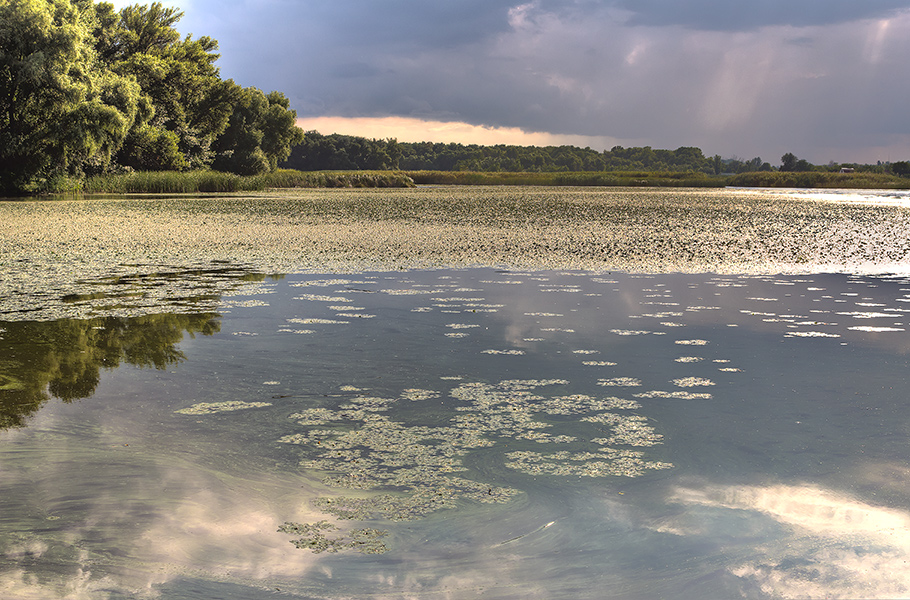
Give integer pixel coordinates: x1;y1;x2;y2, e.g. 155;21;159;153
80;169;416;193
9;169;910;196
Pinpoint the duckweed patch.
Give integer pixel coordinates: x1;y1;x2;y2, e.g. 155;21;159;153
280;378;672;552
277;521;388;554
175;400;272;414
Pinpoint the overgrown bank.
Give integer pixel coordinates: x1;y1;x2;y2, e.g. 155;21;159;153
39;168;910;195
80;170;416;193
730;171;910;189
404;170;726;187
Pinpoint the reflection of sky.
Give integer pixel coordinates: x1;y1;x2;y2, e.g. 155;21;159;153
5;268;910;598
668;481;910;598
1;406;327;597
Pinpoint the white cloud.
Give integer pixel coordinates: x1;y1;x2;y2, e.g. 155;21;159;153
669;481;910;598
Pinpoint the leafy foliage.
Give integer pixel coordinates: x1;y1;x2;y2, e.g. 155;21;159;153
212;88;304;175
0;0;140;191
0;0;303;193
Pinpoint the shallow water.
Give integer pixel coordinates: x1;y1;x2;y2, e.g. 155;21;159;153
4;264;910;599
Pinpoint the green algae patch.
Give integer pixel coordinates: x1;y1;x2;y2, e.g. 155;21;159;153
175;400;272;415
277;521;389;555
280;378;672;553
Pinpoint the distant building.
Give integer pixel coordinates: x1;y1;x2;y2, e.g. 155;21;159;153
839;167;855;174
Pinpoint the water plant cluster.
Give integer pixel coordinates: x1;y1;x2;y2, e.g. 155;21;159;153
277;379;672;552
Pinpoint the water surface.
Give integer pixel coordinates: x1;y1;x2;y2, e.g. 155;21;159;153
4;265;910;598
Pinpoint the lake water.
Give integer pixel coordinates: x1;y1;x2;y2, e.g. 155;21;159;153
3;188;910;599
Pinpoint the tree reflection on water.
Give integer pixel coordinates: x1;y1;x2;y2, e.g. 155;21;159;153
0;313;220;430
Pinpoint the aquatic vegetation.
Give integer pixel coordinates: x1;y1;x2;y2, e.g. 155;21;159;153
286;318;349;325
597;378;642;387
279;378;671;552
293;294;352;302
175;400;272;414
672;377;715;388
785;331;841;338
277;521;388;554
634;390;713;399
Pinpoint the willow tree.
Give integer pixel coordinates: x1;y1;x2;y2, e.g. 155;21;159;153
0;0;139;192
212;87;304;175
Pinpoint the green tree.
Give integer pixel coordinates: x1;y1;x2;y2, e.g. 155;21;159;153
0;0;139;191
211;86;303;175
95;2;236;170
780;152;809;171
891;161;910;177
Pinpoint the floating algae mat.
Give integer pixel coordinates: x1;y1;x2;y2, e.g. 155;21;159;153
5;264;910;599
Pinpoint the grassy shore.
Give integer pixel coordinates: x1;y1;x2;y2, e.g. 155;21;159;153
729;171;910;189
35;168;910;196
403;170;727;187
81;168;724;194
81;169;416;194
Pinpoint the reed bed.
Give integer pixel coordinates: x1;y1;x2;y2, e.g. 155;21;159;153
403;170;727;187
729;171;910;189
82;169;415;193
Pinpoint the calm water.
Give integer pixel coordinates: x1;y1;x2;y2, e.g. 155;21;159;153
4;265;910;599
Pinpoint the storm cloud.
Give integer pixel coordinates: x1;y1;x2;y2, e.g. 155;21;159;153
142;0;910;163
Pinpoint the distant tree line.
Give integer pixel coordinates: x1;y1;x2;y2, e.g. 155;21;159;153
778;152;910;176
283;132;779;175
284;134;910;179
1;0;304;193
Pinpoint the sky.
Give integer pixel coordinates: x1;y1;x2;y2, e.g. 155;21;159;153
113;0;910;165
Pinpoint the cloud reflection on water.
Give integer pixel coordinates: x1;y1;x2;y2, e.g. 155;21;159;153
0;420;329;598
669;481;910;598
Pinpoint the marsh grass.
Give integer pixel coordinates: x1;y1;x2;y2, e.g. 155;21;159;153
65;168;910;195
82;169;416;194
730;171;910;189
404;170;727;187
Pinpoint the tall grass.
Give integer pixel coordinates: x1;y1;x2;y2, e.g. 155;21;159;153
729;171;910;189
82;169;416;194
74;168;910;194
403;170;728;187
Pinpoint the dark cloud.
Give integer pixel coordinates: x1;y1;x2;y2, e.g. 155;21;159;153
611;0;910;31
163;0;910;163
